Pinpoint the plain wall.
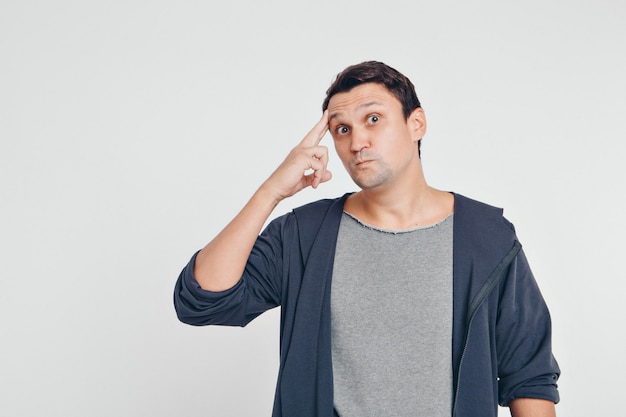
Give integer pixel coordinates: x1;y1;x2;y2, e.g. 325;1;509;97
1;1;625;416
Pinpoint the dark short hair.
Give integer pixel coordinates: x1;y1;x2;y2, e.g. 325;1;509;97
322;61;421;118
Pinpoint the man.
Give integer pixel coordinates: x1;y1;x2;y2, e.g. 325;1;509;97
174;61;560;417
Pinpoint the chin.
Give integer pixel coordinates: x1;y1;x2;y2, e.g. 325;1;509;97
351;177;389;190
350;169;392;190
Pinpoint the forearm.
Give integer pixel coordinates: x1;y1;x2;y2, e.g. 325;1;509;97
192;111;330;292
509;398;556;417
193;185;280;292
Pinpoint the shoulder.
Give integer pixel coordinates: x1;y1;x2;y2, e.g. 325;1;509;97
292;193;350;216
454;193;515;232
288;194;350;253
263;194;349;238
291;194;351;231
453;193;519;258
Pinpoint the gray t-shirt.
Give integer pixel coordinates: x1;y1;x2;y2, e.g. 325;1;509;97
331;212;453;417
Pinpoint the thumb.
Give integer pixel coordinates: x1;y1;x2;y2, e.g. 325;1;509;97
310;170;333;189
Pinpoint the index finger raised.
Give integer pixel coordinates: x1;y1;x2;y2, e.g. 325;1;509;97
299;110;329;147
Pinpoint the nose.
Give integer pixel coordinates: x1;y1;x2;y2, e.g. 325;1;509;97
350;126;370;153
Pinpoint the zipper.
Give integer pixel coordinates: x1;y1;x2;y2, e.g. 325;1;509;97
452;240;522;416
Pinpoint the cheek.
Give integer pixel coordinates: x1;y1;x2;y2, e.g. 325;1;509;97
332;139;347;154
333;141;352;163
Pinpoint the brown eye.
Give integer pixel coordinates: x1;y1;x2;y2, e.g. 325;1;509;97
367;115;380;124
336;126;350;135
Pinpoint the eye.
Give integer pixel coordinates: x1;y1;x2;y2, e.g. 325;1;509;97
335;125;350;135
366;114;380;124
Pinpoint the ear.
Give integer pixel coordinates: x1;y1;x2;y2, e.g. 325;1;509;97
408;107;427;143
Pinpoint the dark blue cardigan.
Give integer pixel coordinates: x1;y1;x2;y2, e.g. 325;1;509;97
174;193;560;417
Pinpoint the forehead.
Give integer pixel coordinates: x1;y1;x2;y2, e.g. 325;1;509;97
327;83;401;118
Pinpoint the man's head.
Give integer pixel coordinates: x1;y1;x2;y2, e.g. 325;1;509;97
323;62;427;191
322;61;421;119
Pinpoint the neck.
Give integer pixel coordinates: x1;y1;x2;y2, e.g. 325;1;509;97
346;174;454;230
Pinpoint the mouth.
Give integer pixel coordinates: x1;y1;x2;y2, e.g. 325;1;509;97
353;159;374;168
351;151;377;169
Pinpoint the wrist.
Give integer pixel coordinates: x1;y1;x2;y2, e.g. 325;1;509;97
253;183;284;212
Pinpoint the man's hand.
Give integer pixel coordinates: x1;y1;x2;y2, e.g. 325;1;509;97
261;110;332;202
193;111;332;292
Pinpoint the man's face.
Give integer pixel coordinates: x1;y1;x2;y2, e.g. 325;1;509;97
327;83;425;191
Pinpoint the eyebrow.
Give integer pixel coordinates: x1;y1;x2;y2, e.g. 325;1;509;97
329;101;384;121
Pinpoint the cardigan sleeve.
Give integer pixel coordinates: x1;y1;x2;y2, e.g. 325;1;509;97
173;213;291;327
496;249;560;406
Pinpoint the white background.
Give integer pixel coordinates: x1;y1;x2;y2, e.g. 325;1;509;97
1;1;624;416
